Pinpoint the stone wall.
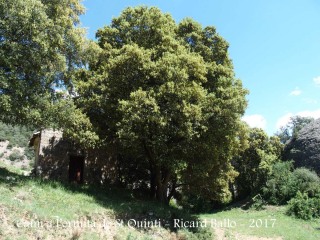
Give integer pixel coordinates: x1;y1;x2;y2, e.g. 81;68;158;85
37;129;72;181
34;129;118;184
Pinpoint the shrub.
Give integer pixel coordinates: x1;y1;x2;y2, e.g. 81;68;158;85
178;194;215;213
8;149;24;161
263;161;297;205
287;191;320;220
263;161;320;205
0;121;35;149
251;194;266;210
29;160;35;168
24;148;34;161
292;168;320;197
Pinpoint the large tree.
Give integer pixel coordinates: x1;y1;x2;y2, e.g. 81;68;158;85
76;6;248;203
0;0;95;143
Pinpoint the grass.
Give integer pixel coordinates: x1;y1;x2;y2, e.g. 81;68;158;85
1;160;320;239
200;205;320;240
0;161;207;239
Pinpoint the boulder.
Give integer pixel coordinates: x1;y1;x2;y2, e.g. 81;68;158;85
283;118;320;174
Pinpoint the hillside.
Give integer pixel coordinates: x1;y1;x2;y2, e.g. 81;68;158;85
0;161;212;239
0;122;34;172
0;161;320;240
0;123;319;240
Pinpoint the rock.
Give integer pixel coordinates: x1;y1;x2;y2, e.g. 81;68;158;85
283;118;320;174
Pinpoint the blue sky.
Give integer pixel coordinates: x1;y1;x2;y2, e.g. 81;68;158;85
80;0;320;135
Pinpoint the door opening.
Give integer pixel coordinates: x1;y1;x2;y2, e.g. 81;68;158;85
69;156;84;184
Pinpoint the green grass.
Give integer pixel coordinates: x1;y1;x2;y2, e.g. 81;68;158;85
200;206;320;240
1;160;320;239
0;161;208;239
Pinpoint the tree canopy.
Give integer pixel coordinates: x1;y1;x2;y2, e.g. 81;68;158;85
76;6;248;203
0;0;97;144
233;127;282;199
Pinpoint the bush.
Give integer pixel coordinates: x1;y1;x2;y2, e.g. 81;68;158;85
263;161;297;205
8;149;24;161
0;121;35;149
178;194;215;213
24;148;34;161
293;168;320;197
287;192;320;220
250;194;266;210
263;161;320;205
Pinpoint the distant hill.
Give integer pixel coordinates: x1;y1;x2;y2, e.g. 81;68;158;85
0;122;35;171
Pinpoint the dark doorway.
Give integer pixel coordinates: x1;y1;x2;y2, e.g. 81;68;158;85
69;156;84;184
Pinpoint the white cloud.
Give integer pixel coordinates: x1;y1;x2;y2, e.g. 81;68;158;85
297;109;320;119
289;88;301;96
313;76;320;86
276;113;293;129
276;110;320;130
242;114;267;130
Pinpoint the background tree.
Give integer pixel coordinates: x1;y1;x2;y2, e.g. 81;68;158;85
0;0;96;144
76;6;248;204
233;127;282;199
276;116;314;144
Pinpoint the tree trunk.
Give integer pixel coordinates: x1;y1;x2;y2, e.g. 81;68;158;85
167;179;177;202
143;141;171;204
150;168;156;199
154;166;171;204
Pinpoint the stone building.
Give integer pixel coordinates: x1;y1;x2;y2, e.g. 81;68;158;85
29;129;118;184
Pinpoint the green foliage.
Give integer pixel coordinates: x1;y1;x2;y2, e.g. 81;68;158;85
263;162;320;205
76;6;248;204
233;127;282;199
8;149;24;161
263;161;297;205
292;168;320;197
250;194;266;210
287;192;320;220
0;122;33;147
178;194;216;213
0;121;35;160
0;0;97;145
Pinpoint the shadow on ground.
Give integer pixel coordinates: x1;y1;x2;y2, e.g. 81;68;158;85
0;165;202;233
